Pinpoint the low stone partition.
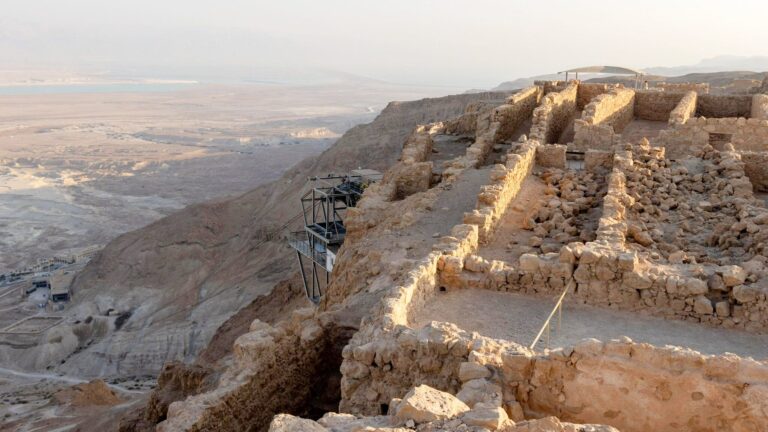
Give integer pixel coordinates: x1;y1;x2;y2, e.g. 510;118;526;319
573;88;635;151
741;151;768;191
752;93;768;120
535;144;566;169
463;140;538;242
534;80;568;94
584;150;614;173
576;83;611;110
491;86;542;142
667;91;697;125
658;116;768;157
634;90;686;121
530;84;578;144
697;94;753;118
653;82;710;94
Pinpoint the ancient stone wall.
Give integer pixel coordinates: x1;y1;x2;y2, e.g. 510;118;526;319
658;116;768;158
535;145;566;169
530;84;578;144
668;91;697;125
752;94;768;120
653;82;710;94
584;150;614;173
491;86;542;142
534;81;568;95
697;94;752;118
572;88;635;151
463;141;538;242
633;90;685;121
157;310;332;431
741;151;768;191
576;83;611;110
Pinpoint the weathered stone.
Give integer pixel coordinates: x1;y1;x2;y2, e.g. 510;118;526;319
459;362;491;382
395;385;469;423
693;295;713;315
721;265;747;287
462;402;509;430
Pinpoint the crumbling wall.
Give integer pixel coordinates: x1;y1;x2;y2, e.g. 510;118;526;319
536;145;567;169
534;80;568;95
584;150;614;173
576;83;611;110
741;151;768;191
463;141;538;242
573;88;635;151
518;339;768;432
491;86;542;142
752;94;768;120
530;84;578;144
697;94;752;118
157;311;334;432
659;117;768;158
667;91;698;126
633;90;685;121
653;82;710;94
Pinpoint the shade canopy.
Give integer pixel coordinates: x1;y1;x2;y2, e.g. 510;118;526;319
558;66;644;75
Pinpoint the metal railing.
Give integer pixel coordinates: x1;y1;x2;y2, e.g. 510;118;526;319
529;278;574;350
287;232;330;270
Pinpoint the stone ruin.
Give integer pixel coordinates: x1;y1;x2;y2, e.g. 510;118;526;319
149;80;768;432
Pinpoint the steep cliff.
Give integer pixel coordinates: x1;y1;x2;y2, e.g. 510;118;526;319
44;91;511;378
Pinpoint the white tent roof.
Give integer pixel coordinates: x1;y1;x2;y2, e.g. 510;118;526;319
558;66;644;75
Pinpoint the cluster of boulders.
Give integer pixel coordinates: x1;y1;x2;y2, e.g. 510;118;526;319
513;169;605;256
270;384;619;431
622;141;759;265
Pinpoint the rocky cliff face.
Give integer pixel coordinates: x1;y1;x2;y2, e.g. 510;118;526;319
36;91;511;379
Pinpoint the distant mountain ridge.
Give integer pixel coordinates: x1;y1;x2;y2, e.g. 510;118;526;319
491;55;768;91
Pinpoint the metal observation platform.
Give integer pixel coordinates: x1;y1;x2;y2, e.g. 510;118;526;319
288;169;382;303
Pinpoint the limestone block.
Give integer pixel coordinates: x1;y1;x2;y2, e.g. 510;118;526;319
715;301;730;317
693;295;714;315
623;272;652;289
457;379;502;407
462;402;509;430
465;255;491;273
683;278;709;296
733;285;760;304
395;385;470;424
269;414;328;432
459;362;491;382
721;265;747;287
519;254;540;272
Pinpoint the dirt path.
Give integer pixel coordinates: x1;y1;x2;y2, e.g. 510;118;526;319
404;167;491;257
412;289;768;359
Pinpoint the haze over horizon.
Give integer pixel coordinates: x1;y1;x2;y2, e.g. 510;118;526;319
2;0;767;88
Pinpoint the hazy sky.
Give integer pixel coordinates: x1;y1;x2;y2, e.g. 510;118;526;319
2;0;767;87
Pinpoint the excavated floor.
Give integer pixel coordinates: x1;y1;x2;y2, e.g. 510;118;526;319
412;289;768;359
621;119;667;145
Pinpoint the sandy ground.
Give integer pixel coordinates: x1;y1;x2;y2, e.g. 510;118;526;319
413;289;768;359
0;82;452;272
621;119;668;145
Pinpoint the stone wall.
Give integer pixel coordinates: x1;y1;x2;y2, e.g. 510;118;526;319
576;83;611;110
752;94;768;120
633;90;685;121
653;82;710;94
463;141;538;242
697;94;753;118
534;80;568;95
668;91;697;125
573;88;635;151
741;151;768;192
530;84;578;144
658;116;768;158
535;145;566;169
157;311;334;431
491;86;542;142
584;150;613;173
